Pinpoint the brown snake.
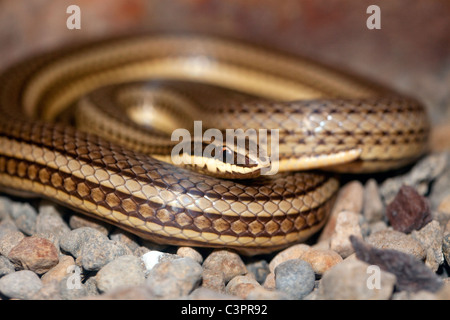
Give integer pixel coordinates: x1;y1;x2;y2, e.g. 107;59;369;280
0;35;429;255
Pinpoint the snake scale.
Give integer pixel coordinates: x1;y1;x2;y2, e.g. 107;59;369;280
0;35;429;255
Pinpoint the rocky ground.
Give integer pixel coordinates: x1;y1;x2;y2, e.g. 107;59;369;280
0;149;450;300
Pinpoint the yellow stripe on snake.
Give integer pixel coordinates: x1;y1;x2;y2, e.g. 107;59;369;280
0;35;429;255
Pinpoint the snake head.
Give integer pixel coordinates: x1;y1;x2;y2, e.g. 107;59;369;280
172;138;271;179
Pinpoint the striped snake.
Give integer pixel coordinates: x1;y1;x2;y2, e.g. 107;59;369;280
0;35;429;255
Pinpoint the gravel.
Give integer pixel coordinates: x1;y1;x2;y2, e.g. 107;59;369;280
0;152;449;300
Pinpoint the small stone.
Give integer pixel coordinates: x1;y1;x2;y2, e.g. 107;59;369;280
0;255;15;277
381;153;448;204
319;181;364;242
411;220;444;271
386;185;432;233
80;238;132;271
442;233;450;265
274;259;315;299
0;218;19;239
246;287;290;300
109;229;140;253
141;250;179;272
329;211;363;258
146;257;202;298
8;236;59;274
363;179;385;223
69;214;111;236
35;201;70;240
41;255;76;285
268;243;310;272
318;258;396;300
203;249;247;282
60;227;107;258
368;221;388;234
86;285;155;300
0;270;43;299
0;196;12;220
300;248;343;275
96;255;146;293
263;272;275;290
366;229;426;260
9;202;37;235
0;230;25;256
177;247;203;264
201;268;226;293
246;260;270;284
351;236;443;293
226;275;261;299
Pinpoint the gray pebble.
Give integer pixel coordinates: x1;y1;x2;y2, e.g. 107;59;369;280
60;227;108;258
35;201;70;240
246;260;270;285
79;238;132;271
0;196;12;220
10;202;37;235
0;219;19;239
245;287;290;300
0;230;25;256
0;255;15;277
274;259;315;299
68;214;111;236
109;229;140;253
146;257;202;298
96;255;146;293
0;270;42;299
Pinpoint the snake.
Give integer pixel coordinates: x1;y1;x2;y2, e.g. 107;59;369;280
0;35;429;255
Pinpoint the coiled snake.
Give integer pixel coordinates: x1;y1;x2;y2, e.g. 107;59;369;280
0;35;429;255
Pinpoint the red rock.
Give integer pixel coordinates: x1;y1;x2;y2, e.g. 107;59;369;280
386;185;432;233
7;236;59;274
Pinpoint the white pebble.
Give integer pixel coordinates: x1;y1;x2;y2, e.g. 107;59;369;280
141;250;164;271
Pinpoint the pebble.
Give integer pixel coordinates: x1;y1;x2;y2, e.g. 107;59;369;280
274;259;315;299
0;255;15;277
35;201;70;240
268;243;310;272
146;257;202;298
226;275;261;299
202;249;247;282
366;229;426;260
41;255;76;285
318;258;396;300
329;210;363;258
0;270;43;299
109;229;140;253
8;236;59;274
60;227;131;271
437;194;450;214
176;246;203;264
381;153;448;204
386;185;432;233
363;179;385;223
96;255;146;293
319;181;364;242
263;272;276;290
443;233;450;265
300;248;343;275
86;285;154;300
9;202;37;235
0;218;19;239
68;214;112;236
411;221;444;271
246;260;270;284
201;268;226;293
0;196;12;219
141;250;179;272
0;230;25;256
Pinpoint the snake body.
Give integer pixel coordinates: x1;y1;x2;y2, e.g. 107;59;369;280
0;35;429;254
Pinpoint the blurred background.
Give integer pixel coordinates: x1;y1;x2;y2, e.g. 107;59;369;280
0;0;449;129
